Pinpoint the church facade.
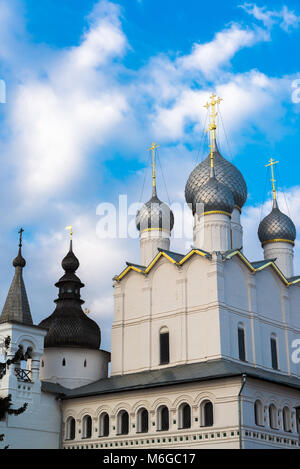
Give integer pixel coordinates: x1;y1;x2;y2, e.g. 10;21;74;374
0;95;299;449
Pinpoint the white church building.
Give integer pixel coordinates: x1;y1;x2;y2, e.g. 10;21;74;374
0;95;299;449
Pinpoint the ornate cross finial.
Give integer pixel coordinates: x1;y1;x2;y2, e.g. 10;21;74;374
18;228;24;248
84;308;90;315
204;93;223;169
147;142;160;195
65;225;73;239
265;158;279;201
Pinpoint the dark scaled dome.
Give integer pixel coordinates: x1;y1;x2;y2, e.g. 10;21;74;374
258;199;296;246
194;171;235;215
39;241;101;350
136;191;174;232
185;141;247;211
13;247;26;268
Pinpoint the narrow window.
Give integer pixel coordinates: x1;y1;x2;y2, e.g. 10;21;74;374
283;407;291;432
270;336;278;370
254;400;264;426
201;400;213;427
269;405;278;430
117;410;129;435
41;360;44;367
179;403;191;429
62;358;66;366
157;406;169;431
99;413;109;437
160;331;169;365
238;327;246;362
82;415;92;439
66;417;76;440
137;408;149;433
84;359;87;368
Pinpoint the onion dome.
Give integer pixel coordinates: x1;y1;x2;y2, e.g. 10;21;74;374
194;167;234;215
185;139;247;211
258;199;296;246
136;188;174;233
39;240;101;350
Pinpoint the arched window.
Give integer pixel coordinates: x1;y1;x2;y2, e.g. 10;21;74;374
159;328;169;365
137;408;149;433
178;403;191;429
157;405;169;431
269;404;278;430
117;410;129;435
82;415;92;439
84;359;87;368
270;336;279;370
99;412;109;437
62;358;66;367
66;417;76;440
254;400;264;426
200;400;213;427
238;325;246;362
283;407;291;432
41;360;44;367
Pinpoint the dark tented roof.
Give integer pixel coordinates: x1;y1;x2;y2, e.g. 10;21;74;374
62;359;300;400
0;246;33;326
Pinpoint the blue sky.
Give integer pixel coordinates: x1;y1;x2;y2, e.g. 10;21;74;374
0;0;300;350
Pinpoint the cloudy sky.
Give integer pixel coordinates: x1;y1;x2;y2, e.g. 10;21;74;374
0;0;299;350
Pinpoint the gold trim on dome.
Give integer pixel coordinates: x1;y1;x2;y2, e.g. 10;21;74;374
262;238;295;247
234;205;242;214
140;227;170;234
203;210;231;217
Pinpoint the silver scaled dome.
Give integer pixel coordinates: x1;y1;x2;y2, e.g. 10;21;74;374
185;141;247;211
136;190;174;233
194;170;235;215
258;199;296;246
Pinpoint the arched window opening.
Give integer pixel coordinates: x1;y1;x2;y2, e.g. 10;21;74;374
62;358;66;367
41;360;44;368
137;408;149;433
238;326;246;362
200;400;214;427
178;403;191;429
66;417;76;440
283;407;292;432
270;336;279;370
254;400;264;427
84;359;87;368
117;410;129;435
269;405;278;430
159;329;170;365
82;415;92;439
157;406;169;431
99;412;109;437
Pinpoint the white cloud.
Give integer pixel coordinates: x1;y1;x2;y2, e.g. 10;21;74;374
5;0;128;203
240;3;300;32
178;23;269;77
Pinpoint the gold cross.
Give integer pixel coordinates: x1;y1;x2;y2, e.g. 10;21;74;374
65;225;73;239
147;142;160;191
265;158;279;201
204;93;223;168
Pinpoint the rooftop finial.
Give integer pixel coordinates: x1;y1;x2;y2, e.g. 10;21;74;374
18;227;24;248
204;93;223;174
147;142;159;197
65;225;73;239
265;158;279;208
